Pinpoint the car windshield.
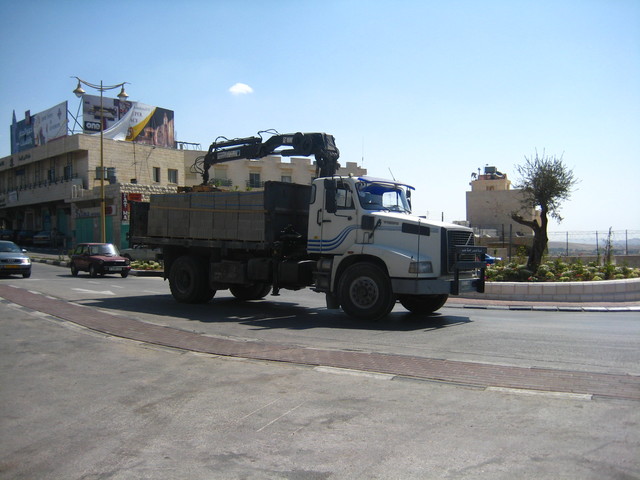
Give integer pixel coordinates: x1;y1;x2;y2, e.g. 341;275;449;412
89;244;119;256
0;242;22;253
356;181;412;213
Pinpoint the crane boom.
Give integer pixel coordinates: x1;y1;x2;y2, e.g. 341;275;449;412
200;131;340;185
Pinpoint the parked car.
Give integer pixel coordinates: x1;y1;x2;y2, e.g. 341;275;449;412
70;243;131;278
0;229;14;241
33;230;66;247
119;244;162;262
484;254;502;265
0;240;32;278
15;230;36;246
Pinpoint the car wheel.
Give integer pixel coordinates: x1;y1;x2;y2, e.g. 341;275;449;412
22;270;31;279
89;264;98;278
121;270;129;278
70;263;79;277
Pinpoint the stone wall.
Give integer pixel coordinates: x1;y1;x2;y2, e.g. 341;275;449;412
461;277;640;302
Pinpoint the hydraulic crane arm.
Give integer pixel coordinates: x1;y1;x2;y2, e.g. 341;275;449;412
199;131;340;185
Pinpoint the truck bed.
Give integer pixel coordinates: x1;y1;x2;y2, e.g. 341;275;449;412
130;182;311;249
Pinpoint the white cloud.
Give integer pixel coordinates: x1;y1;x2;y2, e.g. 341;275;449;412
229;83;254;95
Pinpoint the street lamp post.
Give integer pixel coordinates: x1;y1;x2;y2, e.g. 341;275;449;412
72;77;129;243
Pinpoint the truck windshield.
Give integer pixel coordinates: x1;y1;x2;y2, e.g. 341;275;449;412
356;181;411;213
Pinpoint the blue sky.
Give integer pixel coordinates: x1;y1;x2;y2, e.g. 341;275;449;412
1;0;638;233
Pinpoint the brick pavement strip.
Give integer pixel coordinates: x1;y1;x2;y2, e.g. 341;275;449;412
2;284;639;401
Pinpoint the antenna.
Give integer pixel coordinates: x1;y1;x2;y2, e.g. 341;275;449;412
388;168;396;181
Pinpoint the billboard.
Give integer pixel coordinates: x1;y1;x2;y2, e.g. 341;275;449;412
82;95;174;148
10;102;68;154
81;94;132;133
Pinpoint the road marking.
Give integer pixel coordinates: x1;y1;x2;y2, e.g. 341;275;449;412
237;399;280;422
257;402;306;432
314;366;395;380
486;386;592;401
71;288;115;296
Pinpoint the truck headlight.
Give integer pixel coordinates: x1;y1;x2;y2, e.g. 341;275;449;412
409;261;433;274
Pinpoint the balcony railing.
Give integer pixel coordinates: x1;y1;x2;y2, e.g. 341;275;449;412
246;180;265;189
210;178;233;187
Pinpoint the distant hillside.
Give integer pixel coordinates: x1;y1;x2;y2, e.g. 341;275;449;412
547;238;640;255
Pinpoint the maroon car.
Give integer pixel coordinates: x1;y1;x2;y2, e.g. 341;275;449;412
70;243;131;278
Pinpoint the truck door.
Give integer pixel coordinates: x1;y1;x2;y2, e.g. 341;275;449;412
308;179;357;254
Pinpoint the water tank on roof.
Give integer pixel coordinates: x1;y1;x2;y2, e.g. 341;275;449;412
484;166;497;175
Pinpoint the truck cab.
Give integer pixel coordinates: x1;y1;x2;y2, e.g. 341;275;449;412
309;175;485;319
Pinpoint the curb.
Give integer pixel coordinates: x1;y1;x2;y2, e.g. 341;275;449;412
31;258;164;277
445;303;640;313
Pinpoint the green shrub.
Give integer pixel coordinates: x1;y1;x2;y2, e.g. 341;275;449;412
486;259;640;282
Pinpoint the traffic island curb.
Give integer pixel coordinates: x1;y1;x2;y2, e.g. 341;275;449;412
31;258;163;277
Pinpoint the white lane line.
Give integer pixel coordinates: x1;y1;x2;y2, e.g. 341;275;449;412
486;386;592;401
257;402;306;432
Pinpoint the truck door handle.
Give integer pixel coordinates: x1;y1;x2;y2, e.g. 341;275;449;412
317;210;331;225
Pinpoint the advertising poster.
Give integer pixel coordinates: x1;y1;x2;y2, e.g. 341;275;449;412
83;95;174;148
10;102;68;154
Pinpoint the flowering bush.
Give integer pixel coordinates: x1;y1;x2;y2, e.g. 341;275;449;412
130;260;163;271
486;259;640;282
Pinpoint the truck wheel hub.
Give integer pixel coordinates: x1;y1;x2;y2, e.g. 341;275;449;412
350;276;378;307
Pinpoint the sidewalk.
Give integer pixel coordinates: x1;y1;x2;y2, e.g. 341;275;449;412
28;250;640;312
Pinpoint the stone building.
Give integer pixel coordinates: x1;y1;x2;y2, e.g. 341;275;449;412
0;133;366;249
466;165;539;238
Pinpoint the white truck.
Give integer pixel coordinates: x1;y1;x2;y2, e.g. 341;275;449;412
130;131;486;320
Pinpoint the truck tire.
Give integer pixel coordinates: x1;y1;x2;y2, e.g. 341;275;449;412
338;263;396;321
229;283;271;301
169;255;214;303
398;294;448;315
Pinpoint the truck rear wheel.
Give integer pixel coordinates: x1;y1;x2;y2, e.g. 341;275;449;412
230;283;271;301
399;294;448;315
338;263;396;321
169;255;214;303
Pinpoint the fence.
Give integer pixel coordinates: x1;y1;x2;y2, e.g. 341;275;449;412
475;228;640;264
547;230;640;257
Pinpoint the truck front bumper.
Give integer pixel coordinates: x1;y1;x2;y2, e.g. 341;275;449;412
391;276;484;296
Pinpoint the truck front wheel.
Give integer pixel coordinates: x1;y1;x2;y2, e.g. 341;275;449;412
169;255;215;303
398;294;448;315
338;263;395;321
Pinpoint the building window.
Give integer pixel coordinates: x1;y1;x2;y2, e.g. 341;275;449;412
248;172;262;188
281;175;292;183
168;169;178;184
153;167;161;183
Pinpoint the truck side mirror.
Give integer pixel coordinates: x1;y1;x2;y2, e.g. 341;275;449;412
324;179;337;213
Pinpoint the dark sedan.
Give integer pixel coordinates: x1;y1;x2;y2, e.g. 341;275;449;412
70;243;131;278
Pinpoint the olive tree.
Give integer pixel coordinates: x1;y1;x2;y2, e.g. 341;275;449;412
511;151;578;273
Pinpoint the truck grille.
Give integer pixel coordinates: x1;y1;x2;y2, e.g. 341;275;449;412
444;229;475;274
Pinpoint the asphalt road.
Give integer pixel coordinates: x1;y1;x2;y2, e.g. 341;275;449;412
9;262;640;375
1;262;639;479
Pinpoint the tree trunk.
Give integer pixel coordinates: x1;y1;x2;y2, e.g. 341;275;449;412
511;209;548;273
